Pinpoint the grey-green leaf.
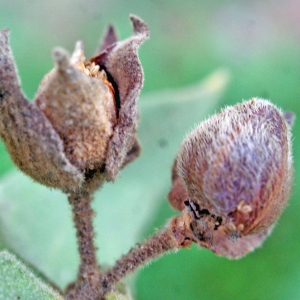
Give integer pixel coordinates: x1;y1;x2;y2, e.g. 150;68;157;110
104;281;133;300
0;250;63;299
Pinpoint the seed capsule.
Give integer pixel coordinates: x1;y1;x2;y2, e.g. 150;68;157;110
35;46;117;172
177;98;293;238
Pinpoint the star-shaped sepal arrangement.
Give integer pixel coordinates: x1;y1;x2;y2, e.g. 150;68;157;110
0;15;149;194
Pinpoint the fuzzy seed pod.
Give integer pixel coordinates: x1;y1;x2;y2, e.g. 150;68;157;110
35;46;117;171
171;98;293;258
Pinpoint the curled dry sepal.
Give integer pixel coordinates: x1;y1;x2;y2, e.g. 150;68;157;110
168;98;294;258
0;15;149;194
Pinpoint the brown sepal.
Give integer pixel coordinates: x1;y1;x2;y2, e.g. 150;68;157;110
122;137;141;168
0;29;83;193
91;15;150;181
205;228;270;259
98;25;118;53
168;159;189;211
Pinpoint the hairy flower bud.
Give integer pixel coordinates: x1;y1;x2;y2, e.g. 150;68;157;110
170;98;293;258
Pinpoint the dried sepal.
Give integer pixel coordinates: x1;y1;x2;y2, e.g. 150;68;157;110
168;159;188;211
98;25;118;53
90;15;150;181
0;15;149;193
168;199;271;259
206;227;270;258
0;29;83;192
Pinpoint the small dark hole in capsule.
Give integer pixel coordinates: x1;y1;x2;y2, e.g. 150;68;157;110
214;216;223;230
0;91;6;100
85;168;98;180
84;164;106;180
189;200;201;219
199;209;210;216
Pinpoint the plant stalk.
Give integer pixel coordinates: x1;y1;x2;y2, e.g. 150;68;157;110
98;224;186;298
66;190;101;299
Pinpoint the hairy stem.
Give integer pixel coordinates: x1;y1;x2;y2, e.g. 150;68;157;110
66;191;101;299
69;191;98;276
98;226;183;297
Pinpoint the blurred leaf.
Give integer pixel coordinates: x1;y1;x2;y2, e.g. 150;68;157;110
0;176;78;289
0;232;5;249
0;69;229;289
105;293;132;300
0;250;62;299
105;282;133;300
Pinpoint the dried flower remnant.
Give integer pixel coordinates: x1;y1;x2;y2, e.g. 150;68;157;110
0;15;149;193
169;98;293;258
0;16;149;299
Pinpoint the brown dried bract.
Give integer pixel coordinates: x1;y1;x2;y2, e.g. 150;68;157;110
168;159;188;211
206;227;270;259
90;15;150;181
0;29;83;192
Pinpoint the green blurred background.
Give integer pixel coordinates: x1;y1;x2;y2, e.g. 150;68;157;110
1;0;300;299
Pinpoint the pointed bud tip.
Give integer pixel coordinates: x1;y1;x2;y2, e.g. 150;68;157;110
130;15;150;39
106;25;117;42
98;24;118;53
106;25;118;41
52;47;70;70
107;24;114;32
